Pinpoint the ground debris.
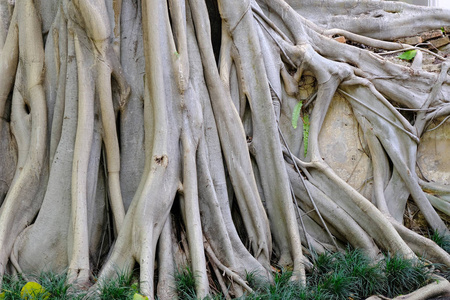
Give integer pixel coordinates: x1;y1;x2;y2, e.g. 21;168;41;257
394;29;450;49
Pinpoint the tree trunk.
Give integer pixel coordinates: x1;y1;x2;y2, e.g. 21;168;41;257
0;0;450;298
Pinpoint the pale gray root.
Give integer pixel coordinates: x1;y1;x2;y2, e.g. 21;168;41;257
48;8;68;165
3;0;450;299
0;0;12;48
0;8;17;121
94;1;182;298
0;0;47;286
0;120;15;206
360;116;391;215
187;11;241;275
12;23;78;274
67;27;95;287
187;2;268;284
342;86;449;235
44;6;61;140
278;88;303;159
72;0;128;235
197;138;268;279
420;180;450;213
0;9;18;202
308;165;415;258
284;0;450;40
287;164;379;258
156;216;177;300
204;242;253;294
119;0;145;211
66;0;129;239
259;0;439;263
97;56;126;234
260;0;449;259
352;96;410;220
391;221;450;267
167;0;189;93
296;207;343;255
209;259;233;300
13;22;107;276
219;0;306;283
270;1;442;111
259;29;414;257
415;62;450;135
190;0;272;269
62;0;131;285
392;276;450;300
179;119;209;298
384;170;411;223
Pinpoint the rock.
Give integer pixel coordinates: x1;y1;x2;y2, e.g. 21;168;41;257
417;117;450;185
421;30;444;41
428;36;450;49
396;36;422;45
319;93;373;199
334;35;346;43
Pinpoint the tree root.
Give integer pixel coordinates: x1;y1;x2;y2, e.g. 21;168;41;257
367;276;450;300
2;0;450;299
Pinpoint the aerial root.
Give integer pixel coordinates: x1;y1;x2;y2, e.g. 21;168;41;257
205;243;254;294
209;259;234;300
322;28;408;51
391;220;450;267
367;276;450;300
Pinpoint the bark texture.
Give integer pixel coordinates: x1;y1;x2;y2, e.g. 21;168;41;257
0;0;450;299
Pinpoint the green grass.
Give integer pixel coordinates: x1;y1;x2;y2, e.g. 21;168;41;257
0;270;139;300
239;249;434;300
0;250;437;299
430;229;450;254
1;274;28;299
0;272;84;300
98;271;136;300
243;269;308;300
174;266;197;299
382;253;431;298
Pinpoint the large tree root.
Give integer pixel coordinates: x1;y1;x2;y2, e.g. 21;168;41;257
367;276;450;300
1;0;450;299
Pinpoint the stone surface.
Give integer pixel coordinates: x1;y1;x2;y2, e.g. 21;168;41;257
417;117;450;186
396;36;422;45
334;36;346;43
421;30;444;41
319;93;373;199
428;36;450;49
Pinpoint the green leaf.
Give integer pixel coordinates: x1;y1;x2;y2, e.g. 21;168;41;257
303;115;310;156
397;50;417;61
133;293;149;300
292;101;303;129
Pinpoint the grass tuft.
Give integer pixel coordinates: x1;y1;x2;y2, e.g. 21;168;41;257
1;274;28;299
0;250;436;299
36;272;71;299
382;253;431;298
241;249;433;300
430;229;450;254
98;271;136;300
1;272;85;300
174;266;197;300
